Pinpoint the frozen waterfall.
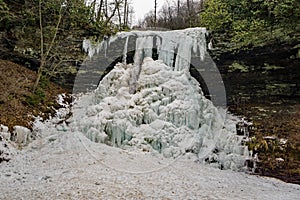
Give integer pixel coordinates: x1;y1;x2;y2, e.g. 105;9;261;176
73;28;250;170
83;28;207;71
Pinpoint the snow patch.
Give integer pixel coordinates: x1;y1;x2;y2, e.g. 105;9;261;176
0;135;16;163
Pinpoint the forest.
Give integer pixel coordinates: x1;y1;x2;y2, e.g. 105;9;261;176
1;0;299;79
0;0;299;184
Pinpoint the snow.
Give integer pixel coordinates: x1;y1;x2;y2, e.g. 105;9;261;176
1;28;299;198
0;136;15;163
0;124;10;140
0;124;9;133
0;126;299;199
0;96;299;199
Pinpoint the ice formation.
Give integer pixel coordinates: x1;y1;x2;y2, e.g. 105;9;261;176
74;28;249;170
0;124;10;140
0;125;16;163
83;28;207;72
13;126;31;145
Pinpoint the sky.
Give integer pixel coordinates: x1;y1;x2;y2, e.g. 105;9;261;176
131;0;165;25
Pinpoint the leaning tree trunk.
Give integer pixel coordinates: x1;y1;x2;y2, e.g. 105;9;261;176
33;0;62;92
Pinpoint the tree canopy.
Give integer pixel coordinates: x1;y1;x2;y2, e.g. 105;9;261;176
0;0;133;91
139;0;299;50
200;0;300;49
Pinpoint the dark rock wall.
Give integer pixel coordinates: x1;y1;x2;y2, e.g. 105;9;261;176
212;41;300;106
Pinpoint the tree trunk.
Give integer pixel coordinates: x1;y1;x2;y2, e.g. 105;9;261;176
187;0;191;27
33;0;44;93
96;0;104;22
177;0;180;16
105;0;108;18
123;0;127;26
116;0;122;29
104;1;118;26
126;4;130;26
154;0;157;27
33;0;62;92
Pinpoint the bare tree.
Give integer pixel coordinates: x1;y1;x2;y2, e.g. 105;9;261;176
93;0;131;28
177;0;180;16
123;0;127;25
142;0;203;30
105;0;108;17
116;0;122;28
34;0;63;92
154;0;157;26
96;0;104;22
187;0;191;27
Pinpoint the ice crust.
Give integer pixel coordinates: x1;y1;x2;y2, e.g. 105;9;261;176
76;28;249;170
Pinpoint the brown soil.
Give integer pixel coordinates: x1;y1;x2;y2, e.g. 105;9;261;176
0;60;68;131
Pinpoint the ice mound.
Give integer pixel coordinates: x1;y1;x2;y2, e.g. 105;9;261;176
0;126;16;163
73;57;249;170
74;28;249;170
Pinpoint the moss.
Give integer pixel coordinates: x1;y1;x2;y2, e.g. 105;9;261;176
25;88;46;106
24;75;51;106
263;63;284;71
228;62;249;72
266;83;296;96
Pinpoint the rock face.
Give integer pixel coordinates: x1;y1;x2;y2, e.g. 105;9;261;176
212;41;300;105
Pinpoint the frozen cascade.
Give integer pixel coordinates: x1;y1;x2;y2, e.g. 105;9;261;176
122;36;129;64
83;27;207;72
74;28;250;170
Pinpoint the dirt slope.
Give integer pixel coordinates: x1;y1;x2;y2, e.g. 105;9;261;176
0;60;67;131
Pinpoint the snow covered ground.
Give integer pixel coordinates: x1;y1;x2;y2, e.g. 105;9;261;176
1;28;299;199
1;124;299;199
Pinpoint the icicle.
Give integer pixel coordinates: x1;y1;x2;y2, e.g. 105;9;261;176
158;38;176;68
83;28;208;67
82;39;90;53
133;37;145;67
82;38;108;58
143;36;153;58
156;36;162;55
174;36;193;71
198;33;207;61
122;36;129;64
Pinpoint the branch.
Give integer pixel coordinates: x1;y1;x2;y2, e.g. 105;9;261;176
33;1;64;92
104;1;118;26
39;0;44;62
44;5;63;59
